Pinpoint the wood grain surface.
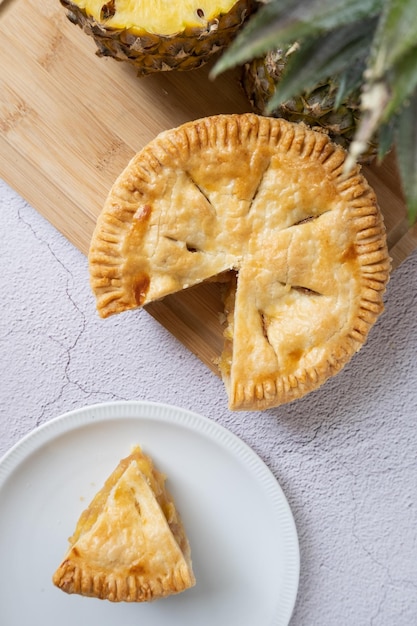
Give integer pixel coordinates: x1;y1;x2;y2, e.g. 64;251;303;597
1;0;416;373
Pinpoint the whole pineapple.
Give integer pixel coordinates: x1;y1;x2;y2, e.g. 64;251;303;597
60;0;256;76
241;47;377;162
212;0;417;224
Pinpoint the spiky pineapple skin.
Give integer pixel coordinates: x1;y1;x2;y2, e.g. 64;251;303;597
241;50;377;162
60;0;256;77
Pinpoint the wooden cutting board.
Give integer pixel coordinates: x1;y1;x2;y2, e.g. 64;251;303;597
1;0;416;374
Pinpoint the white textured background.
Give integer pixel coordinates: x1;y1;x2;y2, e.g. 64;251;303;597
1;177;417;624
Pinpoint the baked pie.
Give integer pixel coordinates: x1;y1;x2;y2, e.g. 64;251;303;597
89;114;390;410
52;447;195;602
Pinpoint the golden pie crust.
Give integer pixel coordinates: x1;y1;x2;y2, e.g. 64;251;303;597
89;113;390;410
52;447;195;602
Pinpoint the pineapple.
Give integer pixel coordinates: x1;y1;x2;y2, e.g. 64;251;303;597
60;0;256;76
212;0;417;224
241;47;378;163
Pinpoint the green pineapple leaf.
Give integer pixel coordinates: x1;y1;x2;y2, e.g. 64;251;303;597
368;0;417;80
334;61;366;109
383;45;417;120
377;118;397;162
211;0;382;77
395;87;417;225
352;0;417;160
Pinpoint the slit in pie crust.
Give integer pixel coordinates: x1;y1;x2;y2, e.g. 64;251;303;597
52;447;195;602
89;114;391;411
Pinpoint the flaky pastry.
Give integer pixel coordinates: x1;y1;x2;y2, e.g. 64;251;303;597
89;114;390;410
53;447;195;602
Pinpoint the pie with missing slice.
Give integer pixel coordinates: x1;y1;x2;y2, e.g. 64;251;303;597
89;114;390;410
52;447;195;602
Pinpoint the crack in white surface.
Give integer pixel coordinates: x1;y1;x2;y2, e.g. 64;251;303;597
16;206;129;426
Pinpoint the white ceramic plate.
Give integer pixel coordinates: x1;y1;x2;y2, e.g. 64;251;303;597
0;401;299;626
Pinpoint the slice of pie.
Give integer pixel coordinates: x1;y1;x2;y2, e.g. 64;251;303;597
89;113;390;410
52;447;195;602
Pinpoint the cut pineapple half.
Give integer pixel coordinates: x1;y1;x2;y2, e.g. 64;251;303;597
52;446;195;602
60;0;256;75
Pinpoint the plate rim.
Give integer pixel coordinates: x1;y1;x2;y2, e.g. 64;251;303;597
0;400;300;625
